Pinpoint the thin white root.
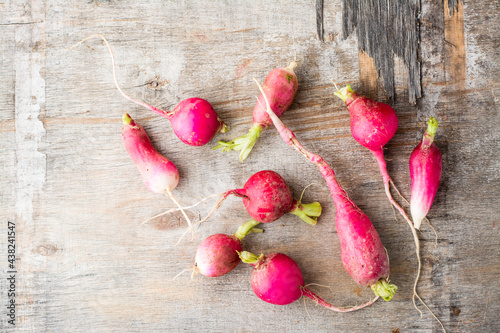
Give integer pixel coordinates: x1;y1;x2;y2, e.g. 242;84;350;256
191;266;199;281
172;268;192;281
68;34;168;116
175;211;202;246
331;79;340;92
390;179;410;205
166;189;194;241
303;295;315;323
414;293;447;332
304;282;333;291
195;191;231;226
425;217;439;247
139;193;222;227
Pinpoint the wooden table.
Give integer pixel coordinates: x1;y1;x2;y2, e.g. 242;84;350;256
1;1;498;332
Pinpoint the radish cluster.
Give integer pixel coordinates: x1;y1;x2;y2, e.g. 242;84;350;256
74;34;445;329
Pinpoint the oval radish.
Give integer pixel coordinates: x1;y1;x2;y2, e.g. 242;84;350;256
122;113;193;236
410;117;442;230
194;220;262;277
214;62;298;161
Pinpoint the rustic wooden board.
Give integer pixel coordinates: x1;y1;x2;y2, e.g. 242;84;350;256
1;1;499;332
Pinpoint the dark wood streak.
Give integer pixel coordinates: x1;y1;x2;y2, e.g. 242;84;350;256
341;0;422;104
316;0;324;42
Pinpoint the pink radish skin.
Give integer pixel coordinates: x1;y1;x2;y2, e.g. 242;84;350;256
122;113;179;193
195;220;262;277
410;117;442;230
195;234;242;277
71;34;227;147
240;251;380;311
122;113;194;236
156;97;226;146
254;79;396;301
203;170;321;226
214;62;299;161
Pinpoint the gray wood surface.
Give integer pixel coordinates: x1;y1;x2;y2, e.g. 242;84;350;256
1;1;498;332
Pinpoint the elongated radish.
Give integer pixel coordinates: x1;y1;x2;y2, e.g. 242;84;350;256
240;251;379;311
254;79;397;301
122;113;193;235
201;170;321;226
194;220;262;277
410;117;442;230
70;34;227;146
213;62;298;161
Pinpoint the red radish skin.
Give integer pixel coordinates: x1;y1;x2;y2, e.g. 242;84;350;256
410;117;442;230
195;220;262;277
201;170;321;226
70;34;227;146
240;251;380;311
214;62;299;161
122;113;193;235
195;234;242;277
254;79;396;301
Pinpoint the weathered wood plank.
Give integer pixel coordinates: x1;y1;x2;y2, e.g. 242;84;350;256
0;1;498;332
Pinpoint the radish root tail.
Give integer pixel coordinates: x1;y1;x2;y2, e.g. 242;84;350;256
139;193;222;227
166;189;194;240
68;34;170;118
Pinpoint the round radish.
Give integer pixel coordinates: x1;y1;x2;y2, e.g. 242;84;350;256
240;251;380;311
195;220;262;277
201;170;321;226
410;117;442;230
214;61;298;161
71;34;227;147
195;234;243;277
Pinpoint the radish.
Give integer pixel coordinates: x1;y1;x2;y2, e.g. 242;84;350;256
240;251;380;311
194;220;262;277
332;85;418;229
201;170;321;226
214;61;298;161
122;113;193;235
410;117;442;230
70;34;227;146
253;79;397;301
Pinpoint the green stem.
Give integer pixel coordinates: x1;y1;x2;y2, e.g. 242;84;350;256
370;279;397;301
422;117;439;147
238;251;264;265
289;201;322;225
234;219;262;241
212;123;264;162
122;113;134;125
333;84;355;103
426;117;439;137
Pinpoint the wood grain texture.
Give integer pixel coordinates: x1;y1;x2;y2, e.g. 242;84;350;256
341;0;422;103
0;1;499;332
